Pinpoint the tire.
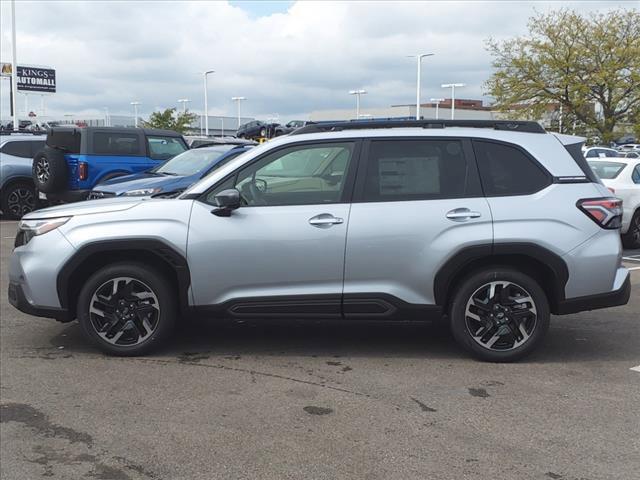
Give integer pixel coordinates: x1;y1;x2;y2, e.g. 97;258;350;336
259;127;266;137
622;210;640;249
32;147;67;193
449;267;550;362
1;181;36;220
77;262;177;356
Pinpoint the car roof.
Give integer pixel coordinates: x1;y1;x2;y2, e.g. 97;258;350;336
0;134;46;144
587;157;633;165
46;126;184;137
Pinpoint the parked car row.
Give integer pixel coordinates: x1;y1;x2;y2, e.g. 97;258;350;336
7;119;631;361
236;119;309;140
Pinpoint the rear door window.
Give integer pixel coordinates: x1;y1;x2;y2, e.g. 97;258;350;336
94;132;141;156
147;136;188;161
359;139;480;202
472;140;551;196
1;141;32;158
587;161;626;179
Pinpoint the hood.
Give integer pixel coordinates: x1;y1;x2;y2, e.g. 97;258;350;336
23;197;146;220
93;173;196;195
97;171;160;187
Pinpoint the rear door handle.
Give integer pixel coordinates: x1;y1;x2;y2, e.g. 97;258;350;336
446;208;481;221
309;213;344;228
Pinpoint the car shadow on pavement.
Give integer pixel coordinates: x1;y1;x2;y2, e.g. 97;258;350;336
45;313;639;364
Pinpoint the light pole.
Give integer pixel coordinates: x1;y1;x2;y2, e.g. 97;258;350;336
130;101;141;127
231;96;246;130
441;83;465;119
349;89;367;119
177;98;191;113
10;0;18;131
103;107;110;126
430;98;444;120
408;53;434;120
202;70;214;136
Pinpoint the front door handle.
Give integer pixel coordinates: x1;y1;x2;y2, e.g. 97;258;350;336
309;213;344;228
446;208;482;222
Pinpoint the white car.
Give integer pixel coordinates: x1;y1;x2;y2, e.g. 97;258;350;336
588;158;640;248
583;146;621;159
617;144;640;153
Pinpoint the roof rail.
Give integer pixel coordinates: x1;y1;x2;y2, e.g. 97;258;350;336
291;119;546;135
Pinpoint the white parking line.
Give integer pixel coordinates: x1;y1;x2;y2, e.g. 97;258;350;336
630;365;640;373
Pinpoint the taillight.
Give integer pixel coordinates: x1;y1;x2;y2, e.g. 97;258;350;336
577;197;622;229
78;162;88;180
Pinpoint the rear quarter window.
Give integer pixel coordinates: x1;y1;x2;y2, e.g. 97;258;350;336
94;132;141;156
472;140;551;196
1;141;32;158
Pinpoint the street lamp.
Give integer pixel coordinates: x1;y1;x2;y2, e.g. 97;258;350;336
103;107;110;126
10;0;18;131
202;70;214;136
441;83;466;119
231;96;247;130
430;98;444;120
349;89;367;119
177;98;191;113
408;53;434;120
130;101;141;127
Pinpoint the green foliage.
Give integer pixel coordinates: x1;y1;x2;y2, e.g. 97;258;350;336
142;108;197;134
485;9;640;142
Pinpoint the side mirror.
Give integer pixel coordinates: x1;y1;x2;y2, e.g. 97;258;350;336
212;188;241;217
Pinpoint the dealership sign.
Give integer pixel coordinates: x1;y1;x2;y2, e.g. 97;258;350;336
1;63;56;93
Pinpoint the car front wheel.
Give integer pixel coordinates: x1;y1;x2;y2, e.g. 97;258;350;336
1;181;36;219
622;210;640;249
449;268;550;362
77;262;177;356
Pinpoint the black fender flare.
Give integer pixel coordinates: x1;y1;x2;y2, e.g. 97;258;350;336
57;239;191;318
433;242;569;311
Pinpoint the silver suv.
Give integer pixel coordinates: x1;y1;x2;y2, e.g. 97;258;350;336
8;120;631;361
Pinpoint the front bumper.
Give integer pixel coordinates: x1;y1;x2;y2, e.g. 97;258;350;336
8;282;70;321
555;269;631;315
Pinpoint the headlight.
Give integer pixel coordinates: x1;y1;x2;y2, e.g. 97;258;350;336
122;188;161;196
16;217;71;247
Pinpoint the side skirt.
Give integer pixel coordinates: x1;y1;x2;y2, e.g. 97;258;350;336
189;293;442;322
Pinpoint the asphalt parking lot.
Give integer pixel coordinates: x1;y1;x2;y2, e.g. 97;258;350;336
0;219;638;480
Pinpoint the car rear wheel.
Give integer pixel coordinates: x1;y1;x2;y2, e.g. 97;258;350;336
449;268;550;362
1;181;36;219
77;263;177;356
622;210;640;249
259;127;267;137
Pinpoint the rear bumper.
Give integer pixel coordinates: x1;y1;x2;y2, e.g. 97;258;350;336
41;189;89;203
8;282;70;321
555;269;631;315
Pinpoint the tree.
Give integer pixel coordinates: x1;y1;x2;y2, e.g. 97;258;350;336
485;9;640;143
142;108;197;134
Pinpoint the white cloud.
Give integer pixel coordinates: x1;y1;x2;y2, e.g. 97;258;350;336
0;0;634;120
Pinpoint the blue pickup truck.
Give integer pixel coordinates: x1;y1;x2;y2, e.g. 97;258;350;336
33;126;188;203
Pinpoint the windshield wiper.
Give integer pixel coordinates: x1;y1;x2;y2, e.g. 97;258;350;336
158;171;179;176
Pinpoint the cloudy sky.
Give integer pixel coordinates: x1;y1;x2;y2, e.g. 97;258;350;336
0;0;635;121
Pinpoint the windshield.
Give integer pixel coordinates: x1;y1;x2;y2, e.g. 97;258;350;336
154;146;234;176
588;161;627;179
